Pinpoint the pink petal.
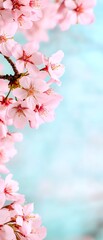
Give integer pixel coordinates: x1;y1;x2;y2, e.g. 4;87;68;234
1;225;16;240
23;203;34;216
0;193;5;209
0;209;10;224
13;88;27;100
26;96;36;109
0;79;8;92
12;44;22;59
20;76;31;89
50;50;64;64
77;0;96;8
7;106;16;119
24;108;36;121
13;203;23;215
16;60;25;72
65;0;77;9
31;52;43;65
23;42;38;55
27;62;39;75
78;10;95;24
14;114;27;129
0;164;9;174
16;216;23;226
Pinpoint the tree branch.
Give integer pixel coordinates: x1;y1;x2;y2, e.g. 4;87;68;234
0;74;14;81
3;55;19;75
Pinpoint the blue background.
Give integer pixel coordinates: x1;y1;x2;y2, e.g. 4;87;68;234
5;1;103;239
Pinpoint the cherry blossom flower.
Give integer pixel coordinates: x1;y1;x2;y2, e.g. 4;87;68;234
13;42;43;73
13;203;34;227
3;0;43;30
58;0;96;30
0;174;46;240
23;1;59;44
12;203;47;239
13;73;49;109
65;0;96;24
0;225;16;240
0;174;24;202
7;100;35;129
30;89;63;128
43;50;65;84
0;21;18;56
0;131;23;173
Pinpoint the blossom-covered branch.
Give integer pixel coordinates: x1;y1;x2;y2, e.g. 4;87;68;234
0;0;96;239
0;174;46;240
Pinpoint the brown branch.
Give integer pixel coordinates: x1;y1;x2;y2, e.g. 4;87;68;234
3;55;19;75
0;74;14;80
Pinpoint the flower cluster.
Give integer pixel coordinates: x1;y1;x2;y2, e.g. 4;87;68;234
0;174;46;240
0;0;46;30
0;47;64;128
23;0;96;44
0;10;65;170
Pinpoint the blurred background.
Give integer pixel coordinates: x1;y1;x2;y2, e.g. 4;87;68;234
7;0;103;239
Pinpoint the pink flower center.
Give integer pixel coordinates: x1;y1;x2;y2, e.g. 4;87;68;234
1;97;13;106
35;104;47;116
74;4;83;14
27;87;35;96
0;36;7;43
4;186;12;194
14;104;27;116
18;50;33;64
11;0;24;10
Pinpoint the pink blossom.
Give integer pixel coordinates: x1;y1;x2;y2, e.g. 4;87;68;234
0;209;10;224
0;22;18;56
3;0;30;10
0;225;16;240
14;11;33;29
0;131;23;173
12;73;49;109
66;0;96;24
44;50;65;84
13;42;43;73
7;100;35;129
0;147;10;164
23;2;59;44
58;0;96;30
30;90;62;128
0;174;22;202
12;203;47;239
13;203;34;227
3;0;43;30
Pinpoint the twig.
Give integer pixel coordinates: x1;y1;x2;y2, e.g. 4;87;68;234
3;55;19;75
0;74;14;81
